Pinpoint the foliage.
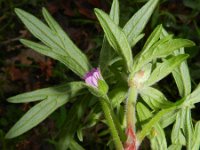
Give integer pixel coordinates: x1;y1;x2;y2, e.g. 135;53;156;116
4;0;200;149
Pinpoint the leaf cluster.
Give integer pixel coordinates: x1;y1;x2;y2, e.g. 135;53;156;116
5;0;200;149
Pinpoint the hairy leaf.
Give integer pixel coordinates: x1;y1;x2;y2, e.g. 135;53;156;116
123;0;159;45
162;28;191;97
7;82;84;103
140;87;173;110
133;37;194;73
5;82;85;138
15;8;91;77
99;0;119;73
191;121;200;150
145;54;189;86
137;102;168;150
95;8;133;72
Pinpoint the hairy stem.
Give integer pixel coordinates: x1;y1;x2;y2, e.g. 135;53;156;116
100;97;124;150
125;86;138;149
126;86;137;127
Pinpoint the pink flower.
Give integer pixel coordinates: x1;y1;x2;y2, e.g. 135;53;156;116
84;68;102;88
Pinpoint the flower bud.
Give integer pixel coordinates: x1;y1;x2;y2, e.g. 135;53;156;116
84;68;108;97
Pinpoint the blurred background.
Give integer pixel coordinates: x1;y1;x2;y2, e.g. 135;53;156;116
1;0;200;149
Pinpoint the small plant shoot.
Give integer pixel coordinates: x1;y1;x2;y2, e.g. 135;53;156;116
6;0;200;150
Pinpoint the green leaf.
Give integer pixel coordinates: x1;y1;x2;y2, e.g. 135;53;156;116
6;96;63;138
137;102;151;123
77;127;83;142
109;87;127;108
123;0;159;45
131;34;145;48
159;110;177;128
20;39;88;77
172;49;191;97
142;24;163;53
137;105;177;142
69;139;85;150
84;105;102;128
132;37;194;73
168;144;182;150
136;102;168;150
145;54;189;86
95;8;133;72
183;108;193;149
42;8;91;73
5;82;85;138
186;83;200;105
15;8;63;53
99;0;119;73
162;28;191;97
153;38;194;58
171;110;186;146
150;125;167;150
99;38;116;74
15;8;91;77
191;121;200;150
140;87;173;110
57;97;89;150
109;0;119;24
7;82;84;103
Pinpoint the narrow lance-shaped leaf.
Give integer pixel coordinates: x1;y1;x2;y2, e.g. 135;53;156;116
162;28;191;97
95;8;133;72
109;0;119;24
145;54;189;87
137;105;177;142
6;96;64;138
15;8;64;55
168;144;182;150
7;82;85;103
159;110;177;128
99;0;119;73
109;87;127;108
132;37;194;74
69;139;85;150
137;102;168;150
20;39;87;77
172;49;191;97
58;97;89;150
123;0;159;45
185;83;200;105
5;82;85;139
42;8;91;73
183;108;193;149
171;110;186;146
15;8;91;77
191;121;200;150
140;87;173;110
142;24;163;53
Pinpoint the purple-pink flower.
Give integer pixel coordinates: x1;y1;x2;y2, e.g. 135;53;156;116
84;68;102;88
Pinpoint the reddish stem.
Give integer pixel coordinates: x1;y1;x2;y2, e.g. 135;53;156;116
124;124;137;150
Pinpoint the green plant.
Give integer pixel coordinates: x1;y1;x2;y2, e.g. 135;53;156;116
5;0;200;149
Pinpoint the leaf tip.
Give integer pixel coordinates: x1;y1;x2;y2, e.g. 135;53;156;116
42;7;48;15
94;8;102;16
5;130;14;139
14;8;21;15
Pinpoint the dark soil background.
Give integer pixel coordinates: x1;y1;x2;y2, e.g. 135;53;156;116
1;0;200;149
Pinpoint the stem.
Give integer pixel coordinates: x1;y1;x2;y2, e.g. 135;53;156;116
126;86;138;130
125;86;138;149
99;98;124;150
